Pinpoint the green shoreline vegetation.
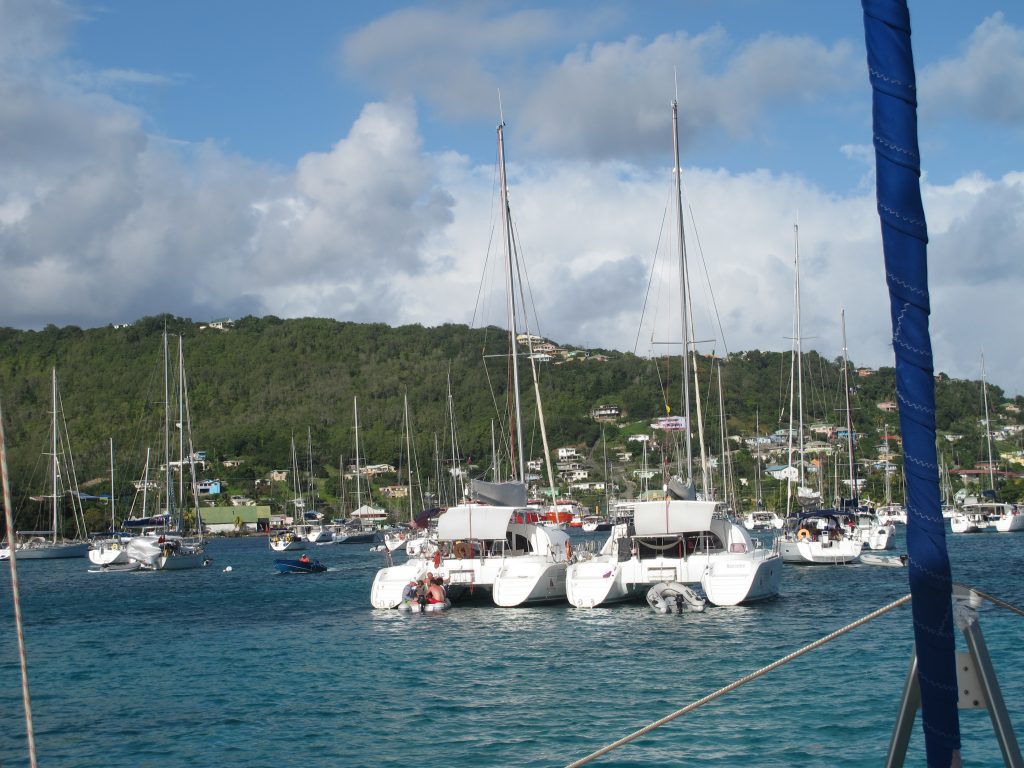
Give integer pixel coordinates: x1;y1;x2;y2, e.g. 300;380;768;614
1;314;1022;534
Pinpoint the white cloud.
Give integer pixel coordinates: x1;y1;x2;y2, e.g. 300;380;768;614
340;6;567;120
1;2;1022;397
340;9;858;161
920;12;1024;123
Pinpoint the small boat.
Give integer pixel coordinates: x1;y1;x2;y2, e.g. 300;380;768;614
274;557;327;574
646;581;706;614
398;598;451;613
860;553;908;568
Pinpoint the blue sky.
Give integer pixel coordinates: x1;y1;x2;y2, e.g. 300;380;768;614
2;0;1023;395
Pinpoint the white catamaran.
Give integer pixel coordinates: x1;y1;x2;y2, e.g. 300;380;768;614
370;118;572;609
566;100;781;608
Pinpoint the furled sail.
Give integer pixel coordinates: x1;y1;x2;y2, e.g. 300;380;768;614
862;1;960;763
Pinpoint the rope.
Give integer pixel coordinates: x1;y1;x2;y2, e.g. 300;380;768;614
564;593;913;768
1;398;39;767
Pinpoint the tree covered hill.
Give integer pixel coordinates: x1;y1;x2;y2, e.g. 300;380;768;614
0;315;1019;512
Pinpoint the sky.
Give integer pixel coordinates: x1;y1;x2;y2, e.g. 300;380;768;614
1;0;1022;396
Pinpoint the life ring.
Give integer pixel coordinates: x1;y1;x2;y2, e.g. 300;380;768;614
797;528;811;541
565;541;573;560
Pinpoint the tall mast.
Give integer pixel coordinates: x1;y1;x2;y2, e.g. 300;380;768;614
981;353;995;493
50;368;58;543
841;311;857;504
447;372;460;501
497;121;526;482
671;99;694;487
353;397;362;511
307;427;315;514
404;392;414;524
794;225;805;490
163;331;172;528
717;362;728;506
109;438;115;532
177;336;188;531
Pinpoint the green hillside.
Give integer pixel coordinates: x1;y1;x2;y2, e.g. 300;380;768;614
1;315;1021;531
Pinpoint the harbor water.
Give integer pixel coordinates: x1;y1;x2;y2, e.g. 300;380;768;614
1;530;1022;767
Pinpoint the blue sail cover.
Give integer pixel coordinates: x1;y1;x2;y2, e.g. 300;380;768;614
862;2;960;764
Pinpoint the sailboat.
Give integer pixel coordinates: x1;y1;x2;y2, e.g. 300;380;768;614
778;232;862;565
370;118;572;608
954;354;1023;533
269;435;308;552
564;100;781;608
87;439;133;567
124;334;208;570
1;368;90;561
332;396;377;544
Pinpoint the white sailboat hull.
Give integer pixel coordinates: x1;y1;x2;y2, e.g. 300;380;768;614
88;542;131;565
779;537;862;564
0;541;89;560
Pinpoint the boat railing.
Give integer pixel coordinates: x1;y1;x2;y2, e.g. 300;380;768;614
563;584;1023;767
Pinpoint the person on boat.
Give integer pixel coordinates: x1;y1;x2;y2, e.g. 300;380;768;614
426;577;446;604
299;553;311;565
401;579;418;604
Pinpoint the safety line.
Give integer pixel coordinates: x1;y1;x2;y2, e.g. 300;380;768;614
565;593;913;768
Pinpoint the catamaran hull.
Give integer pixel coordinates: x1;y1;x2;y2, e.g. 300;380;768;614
370;563;425;609
994;513;1024;532
565;561;640;608
492;560;567;607
701;554;782;606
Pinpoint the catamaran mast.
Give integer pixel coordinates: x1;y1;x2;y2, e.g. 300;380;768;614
163;331;173;530
497;121;526;482
109;438;115;532
353;397;362;511
981;353;995;493
841;311;858;504
404;393;414;524
794;225;805;491
50;368;58;543
671;100;694;488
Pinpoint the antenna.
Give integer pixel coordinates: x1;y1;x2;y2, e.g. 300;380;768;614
498;89;504;126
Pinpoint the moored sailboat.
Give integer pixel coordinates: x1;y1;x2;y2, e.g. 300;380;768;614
565;99;781;608
1;369;89;561
371;117;571;609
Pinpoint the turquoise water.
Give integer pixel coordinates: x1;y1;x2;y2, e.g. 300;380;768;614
1;531;1022;767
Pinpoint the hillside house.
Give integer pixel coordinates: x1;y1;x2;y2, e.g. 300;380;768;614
590;404;620;421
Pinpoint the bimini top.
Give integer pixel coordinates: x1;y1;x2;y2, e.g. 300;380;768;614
632;500;716;537
437;505;516;542
469;479;528;507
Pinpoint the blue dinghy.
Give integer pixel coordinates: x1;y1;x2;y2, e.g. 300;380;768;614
274;557;327;574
